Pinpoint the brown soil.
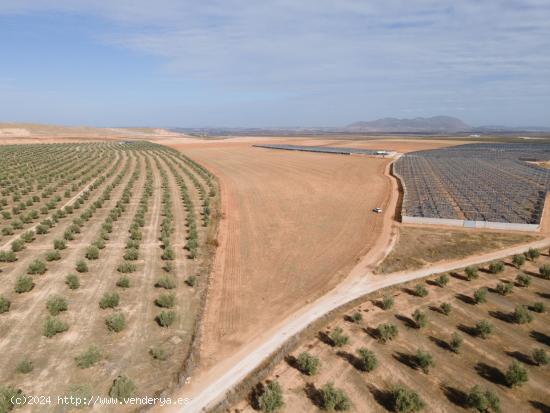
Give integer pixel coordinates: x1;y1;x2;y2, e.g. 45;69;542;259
167;141;394;370
234;253;550;412
377;226;541;274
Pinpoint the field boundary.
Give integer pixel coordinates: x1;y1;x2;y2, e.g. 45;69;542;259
176;176;221;384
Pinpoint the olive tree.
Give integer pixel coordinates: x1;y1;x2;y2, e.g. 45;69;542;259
412;309;427;329
513;305;533;324
526;248;540;261
515;273;531;287
466;385;500;413
449;332;463;353
435;274;449;287
377;323;398;343
296;352;320;376
356;348;377;372
390;386;424;413
488;261;504;274
505;361;528;387
539;264;550;280
329;327;349;347
532;348;548;366
415;350;435;374
465;266;478;281
473;288;488;304
257;381;284;413
475;320;494;339
512;254;525;268
319;382;351;411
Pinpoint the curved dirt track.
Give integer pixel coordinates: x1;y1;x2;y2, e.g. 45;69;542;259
168;142;393;370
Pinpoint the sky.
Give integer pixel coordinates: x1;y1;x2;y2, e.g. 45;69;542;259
0;1;549;128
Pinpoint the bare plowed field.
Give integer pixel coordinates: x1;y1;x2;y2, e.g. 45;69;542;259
168;142;393;369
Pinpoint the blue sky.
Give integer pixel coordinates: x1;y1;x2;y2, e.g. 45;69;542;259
0;1;549;127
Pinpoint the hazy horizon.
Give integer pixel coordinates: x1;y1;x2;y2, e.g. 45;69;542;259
1;1;549;128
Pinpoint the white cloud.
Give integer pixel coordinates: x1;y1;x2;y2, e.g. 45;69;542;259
1;0;549;125
2;1;549;85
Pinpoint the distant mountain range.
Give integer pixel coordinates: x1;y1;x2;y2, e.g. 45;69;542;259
173;116;550;136
347;116;471;133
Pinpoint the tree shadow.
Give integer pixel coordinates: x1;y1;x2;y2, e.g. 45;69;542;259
304;382;323;409
441;385;468;408
317;331;334;346
248;382;264;410
487;286;499;294
402;287;418;297
428;305;444;314
426;279;440;287
367;383;393;411
393;351;418;370
529;304;544;312
505;351;536;366
537;292;550;300
530;331;550;346
475;362;506;385
336;350;361;370
526;270;544;278
457;323;478;337
450;271;468;281
429;335;451;351
285;355;299;371
529;400;550;413
489;310;514;323
456;293;475;305
343;314;358;323
394;313;416;329
364;326;379;340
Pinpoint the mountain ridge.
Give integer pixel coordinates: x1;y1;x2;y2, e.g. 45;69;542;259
347;116;471;133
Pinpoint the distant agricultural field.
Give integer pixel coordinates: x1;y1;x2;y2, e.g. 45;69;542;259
0;141;218;410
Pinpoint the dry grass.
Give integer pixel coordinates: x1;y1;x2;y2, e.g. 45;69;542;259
376;226;540;274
